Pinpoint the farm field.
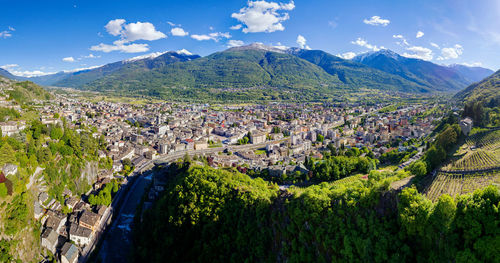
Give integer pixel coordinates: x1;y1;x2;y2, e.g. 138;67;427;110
443;129;500;171
424;172;500;202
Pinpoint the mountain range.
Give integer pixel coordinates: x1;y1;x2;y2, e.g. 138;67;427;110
1;44;494;101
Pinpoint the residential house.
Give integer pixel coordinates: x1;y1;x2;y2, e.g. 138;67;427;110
60;242;79;263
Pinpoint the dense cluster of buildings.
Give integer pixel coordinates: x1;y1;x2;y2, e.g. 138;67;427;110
1;86;447;261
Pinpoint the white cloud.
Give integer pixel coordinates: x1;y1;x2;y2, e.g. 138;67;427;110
338;52;356;60
167;21;179;27
0;30;12;38
62;57;75;62
9;70;56;77
363;16;390;26
416;31;424;38
1;63;59;77
90;42;150;53
296;35;311;49
351;38;383;51
231;1;295;33
392;34;409;46
105;19;126;36
191;32;231;41
93;19;166;53
171;27;189;37
430;42;440;49
83;54;100;59
209;26;215;31
437;44;463;60
227;40;245;48
457;62;483;67
271;42;287;50
121;22;166;42
230;24;243;30
0;64;18;70
402;46;433;61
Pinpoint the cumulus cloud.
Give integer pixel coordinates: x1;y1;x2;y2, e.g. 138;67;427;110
171;27;189;37
191;32;231;41
363;16;390;26
231;1;295;33
62;57;75;62
338;52;356;60
230;24;243;30
402;46;433;61
437;44;463;60
351;38;383;51
430;42;440;49
105;19;126;36
227;40;245;48
416;31;424;38
92;19;166;53
296;35;311;49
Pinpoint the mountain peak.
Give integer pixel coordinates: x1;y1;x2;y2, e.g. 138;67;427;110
353;49;401;62
227;43;287;53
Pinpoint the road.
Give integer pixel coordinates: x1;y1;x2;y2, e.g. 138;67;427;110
95;168;152;263
397;147;424;170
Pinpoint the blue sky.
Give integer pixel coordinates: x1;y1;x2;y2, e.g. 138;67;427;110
0;0;499;77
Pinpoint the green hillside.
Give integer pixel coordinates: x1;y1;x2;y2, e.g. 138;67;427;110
455;70;499;107
292;49;431;93
132;163;500;263
0;76;52;104
54;51;201;88
84;48;346;101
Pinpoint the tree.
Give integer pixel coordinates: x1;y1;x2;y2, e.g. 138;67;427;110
50;125;63;140
0;143;16;167
317;134;324;143
425;146;446;170
122;158;132;168
408;161;427;177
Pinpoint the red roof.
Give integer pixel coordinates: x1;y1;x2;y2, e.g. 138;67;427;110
0;172;6;183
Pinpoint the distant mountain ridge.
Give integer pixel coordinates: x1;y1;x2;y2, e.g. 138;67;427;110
2;44;495;101
352;50;492;92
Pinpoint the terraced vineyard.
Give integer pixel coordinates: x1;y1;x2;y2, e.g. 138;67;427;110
465;130;500;150
425;129;500;202
449;150;498;171
444;129;500;171
424;172;500;202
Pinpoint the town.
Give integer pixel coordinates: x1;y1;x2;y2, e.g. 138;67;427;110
0;87;449;262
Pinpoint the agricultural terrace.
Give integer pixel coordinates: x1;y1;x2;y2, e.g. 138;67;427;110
424;172;500;202
443;129;500;172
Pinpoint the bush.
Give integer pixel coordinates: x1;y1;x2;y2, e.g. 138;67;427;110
0;183;7;198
